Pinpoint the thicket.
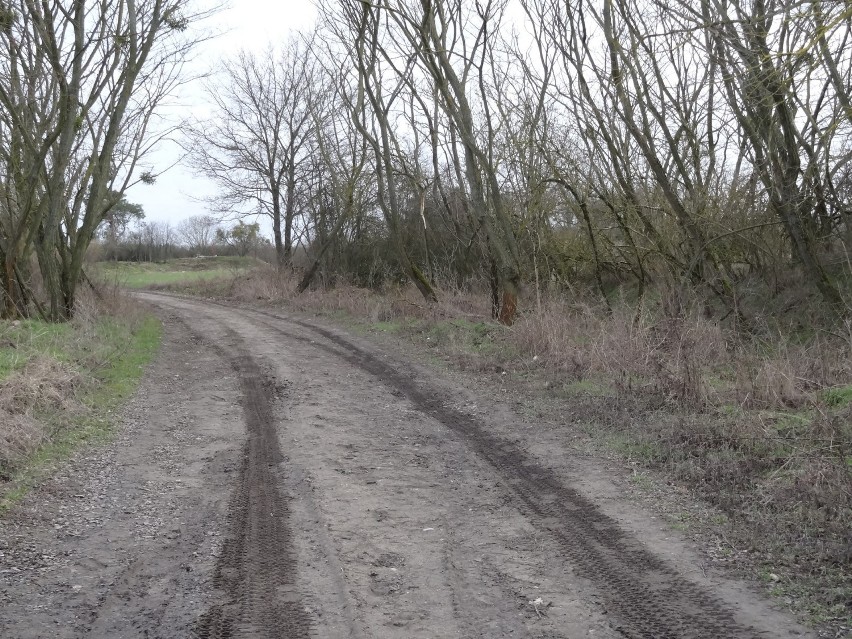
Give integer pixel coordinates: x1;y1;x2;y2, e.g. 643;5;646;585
183;0;852;331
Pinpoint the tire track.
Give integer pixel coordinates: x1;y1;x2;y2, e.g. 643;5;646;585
241;310;758;639
188;326;311;639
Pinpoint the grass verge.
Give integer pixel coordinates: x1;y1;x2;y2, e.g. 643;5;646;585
0;306;161;510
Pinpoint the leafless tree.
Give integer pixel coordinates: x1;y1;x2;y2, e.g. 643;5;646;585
390;0;524;322
185;37;317;267
296;48;373;293
177;214;219;253
0;0;215;320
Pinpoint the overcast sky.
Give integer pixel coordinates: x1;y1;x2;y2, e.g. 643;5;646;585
125;1;318;226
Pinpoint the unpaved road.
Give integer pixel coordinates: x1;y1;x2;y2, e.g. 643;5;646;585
0;293;817;638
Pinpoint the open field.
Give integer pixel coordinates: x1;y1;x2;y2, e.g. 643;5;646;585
92;256;261;289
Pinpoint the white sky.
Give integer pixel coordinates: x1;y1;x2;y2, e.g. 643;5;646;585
126;1;533;230
125;1;318;226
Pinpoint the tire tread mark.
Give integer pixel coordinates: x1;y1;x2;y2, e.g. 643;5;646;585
281;318;759;639
186;329;311;639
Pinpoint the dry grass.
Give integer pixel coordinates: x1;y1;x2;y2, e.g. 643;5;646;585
177;265;491;324
178;269;852;411
0;357;84;477
0;284;148;480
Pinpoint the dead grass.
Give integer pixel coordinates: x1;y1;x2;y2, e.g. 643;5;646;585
0;284;152;482
0;357;84;477
177;269;852;410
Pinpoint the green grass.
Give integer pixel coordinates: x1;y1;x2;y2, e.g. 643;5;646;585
560;379;616;397
668;511;694;532
607;433;663;463
371;320;404;333
425;318;504;355
122;269;235;288
822;384;852;408
0;320;75;379
0;315;161;510
93;256;259;289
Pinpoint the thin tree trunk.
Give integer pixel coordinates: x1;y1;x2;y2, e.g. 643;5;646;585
298;207;350;293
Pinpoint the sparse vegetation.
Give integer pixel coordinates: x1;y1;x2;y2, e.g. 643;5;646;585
0;288;161;506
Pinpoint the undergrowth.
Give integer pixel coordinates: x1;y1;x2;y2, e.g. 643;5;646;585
0;287;161;507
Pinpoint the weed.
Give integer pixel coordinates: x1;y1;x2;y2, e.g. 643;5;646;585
822;384;852;408
0;288;161;502
629;471;654;490
559;379;615;397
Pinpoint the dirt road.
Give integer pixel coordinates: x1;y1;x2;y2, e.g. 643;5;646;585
0;293;817;638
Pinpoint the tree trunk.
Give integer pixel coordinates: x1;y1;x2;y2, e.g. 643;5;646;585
272;196;286;268
498;281;519;327
3;257;19;319
284;168;296;265
409;263;438;303
298;209;349;293
489;249;499;320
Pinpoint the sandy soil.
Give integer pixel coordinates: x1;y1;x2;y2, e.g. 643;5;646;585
0;292;819;638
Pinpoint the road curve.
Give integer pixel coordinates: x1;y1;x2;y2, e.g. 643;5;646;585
0;292;816;639
139;292;812;639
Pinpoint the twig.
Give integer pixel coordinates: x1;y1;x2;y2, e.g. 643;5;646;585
81;269;104;301
720;531;738;552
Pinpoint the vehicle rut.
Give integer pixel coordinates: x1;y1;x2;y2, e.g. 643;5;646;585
193;327;311;639
247;309;759;639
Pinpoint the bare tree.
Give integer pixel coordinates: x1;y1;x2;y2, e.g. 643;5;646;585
0;0;214;320
696;0;848;309
141;220;176;262
319;0;439;302
185;37;316;267
184;0;850;319
297;49;372;293
178;215;219;254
